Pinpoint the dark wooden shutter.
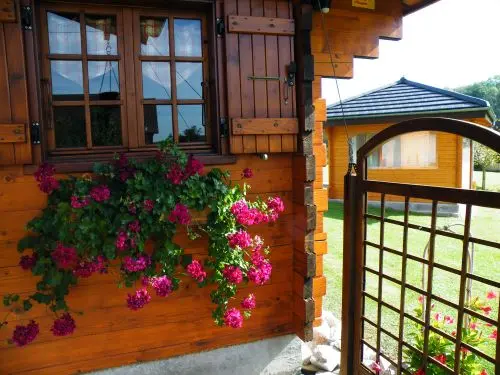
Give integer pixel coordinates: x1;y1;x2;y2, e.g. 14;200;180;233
0;0;32;165
224;0;297;154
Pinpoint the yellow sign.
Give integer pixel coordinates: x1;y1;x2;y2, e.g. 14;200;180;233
352;0;375;10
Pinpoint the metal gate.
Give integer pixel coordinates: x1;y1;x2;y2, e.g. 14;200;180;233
341;118;500;374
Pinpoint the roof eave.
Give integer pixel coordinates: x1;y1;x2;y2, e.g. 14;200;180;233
403;0;441;16
327;107;494;126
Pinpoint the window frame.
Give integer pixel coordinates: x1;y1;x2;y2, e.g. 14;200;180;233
35;1;225;169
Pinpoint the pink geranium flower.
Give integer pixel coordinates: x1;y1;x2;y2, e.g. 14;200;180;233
224;308;243;328
143;199;155;212
222;265;243;284
241;168;253;178
19;254;37;271
126;288;151;310
166;163;184;185
186;260;206;283
11;320;39;346
150;276;173;297
444;315;454;325
90;185;111;202
185;155;204;177
227;230;252;249
51;313;76;336
168;203;191;225
241;294;256;310
481;306;492;315
51;243;78;270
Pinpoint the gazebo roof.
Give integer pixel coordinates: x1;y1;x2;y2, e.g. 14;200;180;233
326;77;496;125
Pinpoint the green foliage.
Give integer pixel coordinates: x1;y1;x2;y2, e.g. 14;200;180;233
456;76;500;128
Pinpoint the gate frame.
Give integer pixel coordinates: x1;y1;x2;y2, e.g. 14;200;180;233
341;117;500;375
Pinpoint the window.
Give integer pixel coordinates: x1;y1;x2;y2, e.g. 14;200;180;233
351;131;437;169
40;4;212;157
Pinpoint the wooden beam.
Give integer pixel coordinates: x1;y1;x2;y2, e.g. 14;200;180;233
227;15;295;36
0;0;15;23
231;118;298;135
0;124;26;143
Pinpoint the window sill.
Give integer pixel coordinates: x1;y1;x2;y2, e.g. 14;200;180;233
24;152;237;174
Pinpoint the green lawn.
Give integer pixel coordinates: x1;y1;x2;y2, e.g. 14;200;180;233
473;171;500;192
323;201;499;370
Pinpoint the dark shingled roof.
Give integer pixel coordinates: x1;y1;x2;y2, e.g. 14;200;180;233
327;77;496;124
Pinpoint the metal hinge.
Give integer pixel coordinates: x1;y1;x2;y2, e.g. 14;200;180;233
21;6;33;30
219;117;228;136
216;18;225;36
31;122;41;144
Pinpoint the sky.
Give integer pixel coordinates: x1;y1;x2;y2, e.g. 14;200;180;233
322;0;500;104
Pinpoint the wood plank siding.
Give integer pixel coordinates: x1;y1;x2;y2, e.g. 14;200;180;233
327;118;491;201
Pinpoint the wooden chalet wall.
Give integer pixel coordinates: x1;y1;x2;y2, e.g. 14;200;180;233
327;118;491;201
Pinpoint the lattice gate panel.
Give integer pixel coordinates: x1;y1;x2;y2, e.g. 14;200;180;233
342;118;500;375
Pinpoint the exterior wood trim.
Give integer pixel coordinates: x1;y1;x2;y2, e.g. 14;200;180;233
227;15;295;35
231;118;298;135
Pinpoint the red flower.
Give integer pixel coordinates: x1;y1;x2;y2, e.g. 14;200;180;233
444;315;454;324
433;312;443;322
489;329;497;339
166;163;184;185
185;155;204;177
186;260;206;283
19;254;37;271
11;320;39;346
486;290;497;300
480;369;489;375
34;163;59;194
128;220;141;233
481;306;492;315
227;230;252;249
418;295;424;304
143;199;155;212
126;288;151;310
71;195;90;209
241;168;253;178
51;313;76;336
51;243;78;270
434;353;446;364
222;265;243;284
90;185;111;202
115;231;129;252
413;369;425;375
241;294;256;310
224;308;243;328
469;322;478;330
168;203;191;225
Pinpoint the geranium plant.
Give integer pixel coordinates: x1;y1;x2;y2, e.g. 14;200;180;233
404;292;497;375
1;140;285;346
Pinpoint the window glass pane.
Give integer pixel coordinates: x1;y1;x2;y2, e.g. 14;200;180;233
178;105;205;143
176;62;203;100
144;105;172;144
88;61;120;100
140;17;169;56
142;62;171;100
86;15;118;55
51;60;84;101
54;106;86;148
174;19;202;57
48;12;81;54
91;106;122;146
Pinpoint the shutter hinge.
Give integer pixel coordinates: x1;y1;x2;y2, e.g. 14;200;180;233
216;18;225;36
21;6;33;30
219;117;228;136
31;122;41;144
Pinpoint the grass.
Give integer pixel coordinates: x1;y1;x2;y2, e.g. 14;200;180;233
473;171;500;192
323;201;499;370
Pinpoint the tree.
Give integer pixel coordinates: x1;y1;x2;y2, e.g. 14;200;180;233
473;142;500;189
455;76;500;130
